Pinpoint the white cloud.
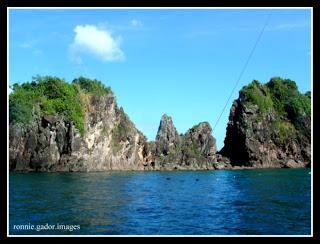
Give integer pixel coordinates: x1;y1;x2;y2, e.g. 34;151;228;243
20;42;33;49
33;49;43;56
268;21;309;31
185;30;217;38
130;19;142;27
70;24;125;62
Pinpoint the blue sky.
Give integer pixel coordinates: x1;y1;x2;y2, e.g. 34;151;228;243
9;8;311;150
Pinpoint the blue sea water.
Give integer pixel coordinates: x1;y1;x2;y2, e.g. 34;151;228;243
9;168;311;235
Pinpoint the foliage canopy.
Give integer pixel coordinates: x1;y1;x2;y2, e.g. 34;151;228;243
9;76;113;136
239;77;311;138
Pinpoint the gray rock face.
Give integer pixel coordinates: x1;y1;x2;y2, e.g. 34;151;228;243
184;122;216;157
9;109;226;171
145;115;230;170
9;119;74;171
220;98;310;168
155;114;181;156
9;93;149;172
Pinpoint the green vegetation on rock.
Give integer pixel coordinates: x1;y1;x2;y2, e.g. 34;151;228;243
111;108;134;153
9;76;113;136
240;80;274;113
239;77;311;142
266;77;310;118
72;76;112;96
271;120;296;143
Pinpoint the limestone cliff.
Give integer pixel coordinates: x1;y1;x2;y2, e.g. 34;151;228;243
9;76;310;171
9;77;149;171
9;77;226;172
220;78;311;168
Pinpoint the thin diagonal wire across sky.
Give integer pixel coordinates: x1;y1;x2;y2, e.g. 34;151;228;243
213;10;273;132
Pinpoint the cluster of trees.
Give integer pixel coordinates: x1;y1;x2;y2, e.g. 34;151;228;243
9;76;112;136
266;77;311;118
239;80;274;113
239;77;311;141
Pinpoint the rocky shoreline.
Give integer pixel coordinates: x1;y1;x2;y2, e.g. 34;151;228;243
9;77;311;172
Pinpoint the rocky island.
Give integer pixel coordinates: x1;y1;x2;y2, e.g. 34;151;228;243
9;76;311;172
220;78;311;169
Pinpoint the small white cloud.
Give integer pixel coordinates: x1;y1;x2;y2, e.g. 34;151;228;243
130;19;142;27
33;49;43;56
70;24;125;62
268;21;309;31
186;30;217;38
19;41;43;57
20;42;33;49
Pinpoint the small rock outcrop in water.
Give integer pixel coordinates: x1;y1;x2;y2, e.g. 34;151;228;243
145;115;230;170
220;78;311;168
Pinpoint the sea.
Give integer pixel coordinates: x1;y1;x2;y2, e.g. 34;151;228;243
9;168;311;235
